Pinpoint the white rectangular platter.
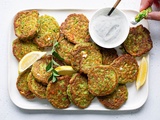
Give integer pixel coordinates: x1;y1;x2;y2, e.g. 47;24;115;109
8;9;149;111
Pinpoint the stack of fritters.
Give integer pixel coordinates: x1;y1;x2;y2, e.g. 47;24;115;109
13;10;60;61
71;42;102;74
14;10;153;110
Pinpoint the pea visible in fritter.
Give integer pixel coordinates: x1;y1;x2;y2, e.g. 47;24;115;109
56;34;74;65
12;38;43;61
27;73;46;99
88;65;118;96
98;84;128;109
111;54;139;84
14;10;39;41
71;43;102;74
68;73;94;109
100;48;118;65
34;15;60;47
122;25;153;57
135;7;152;23
46;75;71;109
31;55;52;85
60;13;90;44
16;69;35;99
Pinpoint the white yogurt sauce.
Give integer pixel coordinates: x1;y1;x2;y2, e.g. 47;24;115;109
92;14;123;42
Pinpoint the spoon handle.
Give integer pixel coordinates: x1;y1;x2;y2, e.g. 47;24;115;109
108;0;121;16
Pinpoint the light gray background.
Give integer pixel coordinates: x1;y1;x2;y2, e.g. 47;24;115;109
1;0;160;119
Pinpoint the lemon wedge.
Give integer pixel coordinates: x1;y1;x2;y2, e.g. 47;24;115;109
18;51;47;73
55;66;76;76
136;57;148;90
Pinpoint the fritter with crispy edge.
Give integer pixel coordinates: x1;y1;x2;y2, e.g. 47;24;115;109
100;48;118;65
88;65;118;96
14;10;39;41
68;73;94;109
46;75;71;109
122;25;153;57
56;34;74;65
16;69;35;99
71;42;102;74
111;54;139;84
12;38;43;61
31;55;52;85
98;84;128;109
60;13;90;44
27;73;46;99
34;15;60;48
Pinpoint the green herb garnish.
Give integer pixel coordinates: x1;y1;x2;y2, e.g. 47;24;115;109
46;41;64;83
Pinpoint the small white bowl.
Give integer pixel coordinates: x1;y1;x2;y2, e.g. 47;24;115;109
89;7;129;48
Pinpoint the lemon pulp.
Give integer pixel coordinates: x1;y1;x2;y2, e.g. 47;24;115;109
136;57;148;90
55;66;76;76
18;51;46;73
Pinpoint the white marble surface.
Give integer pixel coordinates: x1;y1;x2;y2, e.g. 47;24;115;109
1;0;160;119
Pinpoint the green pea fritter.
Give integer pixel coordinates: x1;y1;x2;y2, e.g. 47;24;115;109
71;42;102;74
111;54;139;84
100;48;118;65
14;10;39;41
16;69;35;99
34;15;60;47
46;75;71;109
68;73;94;109
31;55;52;85
122;25;153;57
88;65;118;96
98;84;128;109
60;13;90;44
12;38;43;61
27;73;46;99
56;34;74;65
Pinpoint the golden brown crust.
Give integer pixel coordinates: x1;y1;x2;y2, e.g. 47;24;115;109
68;73;94;109
60;13;90;44
100;48;118;65
71;43;102;74
56;34;74;65
14;10;39;41
122;25;153;57
31;55;52;85
34;15;60;47
27;73;46;99
12;38;43;61
111;54;139;84
88;65;118;96
98;84;128;109
16;69;35;99
46;76;71;109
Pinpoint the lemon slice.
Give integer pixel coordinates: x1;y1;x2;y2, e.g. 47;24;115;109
136;57;148;90
55;66;76;76
18;51;47;73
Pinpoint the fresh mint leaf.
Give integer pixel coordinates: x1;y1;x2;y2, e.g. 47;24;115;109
52;75;57;83
52;51;64;61
46;61;53;72
53;69;60;77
